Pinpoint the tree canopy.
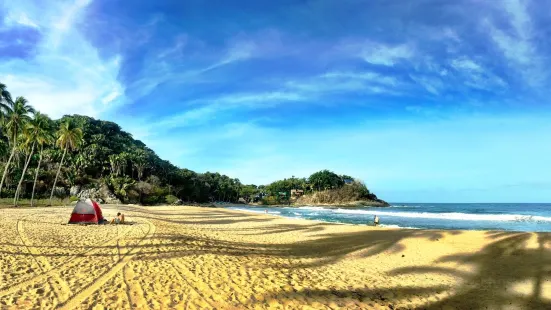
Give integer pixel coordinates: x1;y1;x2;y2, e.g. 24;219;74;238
0;81;382;206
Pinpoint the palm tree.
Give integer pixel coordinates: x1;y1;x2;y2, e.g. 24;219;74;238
0;97;35;196
49;120;83;205
0;83;12;138
31;114;54;207
0;82;12;111
14;112;52;206
13;134;35;206
132;150;148;181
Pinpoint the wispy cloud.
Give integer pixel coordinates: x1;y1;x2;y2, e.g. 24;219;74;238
4;12;39;29
0;0;123;118
125;91;305;137
361;42;413;66
450;58;483;73
408;75;445;95
485;0;544;88
5;0;551;202
340;40;414;66
284;70;404;97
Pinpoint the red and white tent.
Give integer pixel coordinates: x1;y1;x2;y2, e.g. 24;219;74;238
68;199;105;224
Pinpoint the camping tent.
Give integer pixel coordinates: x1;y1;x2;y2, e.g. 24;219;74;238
68;199;105;224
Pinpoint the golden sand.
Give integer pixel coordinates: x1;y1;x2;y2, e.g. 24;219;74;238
0;205;550;309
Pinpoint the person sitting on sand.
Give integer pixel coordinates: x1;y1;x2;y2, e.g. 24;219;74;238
110;212;125;224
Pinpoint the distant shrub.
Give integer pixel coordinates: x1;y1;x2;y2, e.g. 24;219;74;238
70;195;79;202
165;195;178;204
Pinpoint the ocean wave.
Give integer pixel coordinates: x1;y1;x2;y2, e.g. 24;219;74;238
228;208;280;215
299;206;328;211
332;209;551;222
379;224;419;229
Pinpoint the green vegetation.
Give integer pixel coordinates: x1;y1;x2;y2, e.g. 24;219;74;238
0;82;385;207
244;170;386;206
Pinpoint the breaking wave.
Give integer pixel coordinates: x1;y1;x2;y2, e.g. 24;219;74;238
332;209;551;223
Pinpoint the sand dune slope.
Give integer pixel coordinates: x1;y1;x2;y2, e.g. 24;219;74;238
1;205;550;309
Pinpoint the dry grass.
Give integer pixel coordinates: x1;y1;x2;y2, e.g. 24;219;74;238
0;198;72;208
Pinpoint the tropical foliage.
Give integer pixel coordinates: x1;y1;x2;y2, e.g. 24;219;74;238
0;82;382;206
257;170;379;205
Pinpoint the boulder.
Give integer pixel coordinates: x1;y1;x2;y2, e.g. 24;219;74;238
98;184;121;204
53;187;67;197
76;184;120;204
69;185;81;196
77;188;97;200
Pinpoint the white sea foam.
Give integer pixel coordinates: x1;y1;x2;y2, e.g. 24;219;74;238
332;209;551;222
299;206;327;211
229;208;280;215
379;224;419;229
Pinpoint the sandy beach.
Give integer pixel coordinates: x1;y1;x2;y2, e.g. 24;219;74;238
0;205;550;309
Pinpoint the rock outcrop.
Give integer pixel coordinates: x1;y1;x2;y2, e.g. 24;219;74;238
69;185;81;197
76;184;121;204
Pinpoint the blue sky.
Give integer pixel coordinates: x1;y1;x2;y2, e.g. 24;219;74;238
2;0;551;202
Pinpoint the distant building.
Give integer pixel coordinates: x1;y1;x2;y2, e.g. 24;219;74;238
344;179;354;185
291;189;304;197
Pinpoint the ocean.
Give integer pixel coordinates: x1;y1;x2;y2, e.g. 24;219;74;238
226;203;551;232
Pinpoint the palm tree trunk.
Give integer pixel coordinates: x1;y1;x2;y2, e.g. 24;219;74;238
14;142;36;206
49;147;67;205
31;145;43;207
0;145;16;197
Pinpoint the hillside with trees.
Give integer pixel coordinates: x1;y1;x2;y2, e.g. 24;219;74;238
0;82;386;207
240;170;388;207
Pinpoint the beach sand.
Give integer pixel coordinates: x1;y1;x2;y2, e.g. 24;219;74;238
1;205;550;309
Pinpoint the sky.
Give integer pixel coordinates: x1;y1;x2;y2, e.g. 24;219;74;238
1;0;551;203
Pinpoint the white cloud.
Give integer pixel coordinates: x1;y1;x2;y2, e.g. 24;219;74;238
101;89;122;105
199;40;256;73
486;0;544;87
122;91;305;137
336;39;414;67
408;75;444;95
5;12;39;29
322;71;399;87
125;37;259;101
450;58;483;73
360;42;413;66
0;0;124;118
53;0;91;32
157;35;188;59
284;70;403;96
450;57;507;91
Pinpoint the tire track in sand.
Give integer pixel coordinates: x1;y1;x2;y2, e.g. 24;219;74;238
16;216;72;303
0;222;135;297
123;264;148;309
168;257;224;309
57;219;156;310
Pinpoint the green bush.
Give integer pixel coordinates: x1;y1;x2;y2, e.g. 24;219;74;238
165;194;178;204
70;195;79;202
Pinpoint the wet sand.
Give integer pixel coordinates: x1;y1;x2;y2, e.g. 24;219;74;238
0;205;550;309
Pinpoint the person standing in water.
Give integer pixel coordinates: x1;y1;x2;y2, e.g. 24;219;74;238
374;215;380;226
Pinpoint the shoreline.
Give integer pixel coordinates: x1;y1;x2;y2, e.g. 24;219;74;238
1;204;550;308
224;204;551;233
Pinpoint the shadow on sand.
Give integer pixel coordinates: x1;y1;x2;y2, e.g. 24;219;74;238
5;206;551;309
